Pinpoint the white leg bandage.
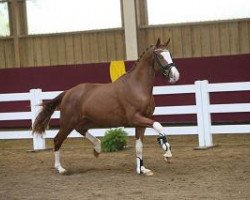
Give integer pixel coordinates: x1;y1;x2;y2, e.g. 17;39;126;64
54;150;66;173
86;132;101;154
153;122;164;135
153;121;173;160
136;139;143;174
135;139;153;176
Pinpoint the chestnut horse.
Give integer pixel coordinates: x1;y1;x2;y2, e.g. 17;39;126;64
33;38;180;176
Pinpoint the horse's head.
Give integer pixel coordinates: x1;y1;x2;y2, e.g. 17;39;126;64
153;38;180;84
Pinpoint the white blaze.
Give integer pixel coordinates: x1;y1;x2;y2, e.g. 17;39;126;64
160;51;180;83
160;51;173;64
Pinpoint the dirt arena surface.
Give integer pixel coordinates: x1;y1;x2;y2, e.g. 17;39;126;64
0;134;249;200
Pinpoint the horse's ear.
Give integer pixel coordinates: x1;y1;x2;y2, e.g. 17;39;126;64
164;38;171;47
156;38;161;47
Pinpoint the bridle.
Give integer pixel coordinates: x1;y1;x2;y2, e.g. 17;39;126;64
153;50;176;78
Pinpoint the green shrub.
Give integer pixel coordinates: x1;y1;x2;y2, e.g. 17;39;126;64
101;128;128;152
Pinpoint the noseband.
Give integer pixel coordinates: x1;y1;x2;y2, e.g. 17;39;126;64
153;52;176;78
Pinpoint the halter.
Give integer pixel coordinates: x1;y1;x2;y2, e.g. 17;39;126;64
153;51;176;78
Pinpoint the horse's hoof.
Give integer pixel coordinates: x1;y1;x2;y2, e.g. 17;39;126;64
144;170;154;176
93;149;100;158
58;168;67;174
164;156;172;164
140;167;154;176
163;150;172;163
93;142;101;158
55;165;67;174
164;150;172;158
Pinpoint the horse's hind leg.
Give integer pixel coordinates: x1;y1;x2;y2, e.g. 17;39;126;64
76;129;101;157
86;131;101;157
54;127;72;174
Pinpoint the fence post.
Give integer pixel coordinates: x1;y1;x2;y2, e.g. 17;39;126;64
30;89;46;150
195;80;213;148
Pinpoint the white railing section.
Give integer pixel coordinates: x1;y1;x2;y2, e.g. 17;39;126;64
0;80;250;150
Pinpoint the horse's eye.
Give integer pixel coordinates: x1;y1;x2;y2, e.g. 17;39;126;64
158;54;163;59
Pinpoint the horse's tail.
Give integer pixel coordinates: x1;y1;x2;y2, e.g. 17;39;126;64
32;91;66;134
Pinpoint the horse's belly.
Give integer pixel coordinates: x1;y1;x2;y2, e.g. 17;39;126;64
84;103;128;127
88;114;128;128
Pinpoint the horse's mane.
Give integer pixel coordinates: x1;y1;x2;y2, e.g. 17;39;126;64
117;45;155;81
127;44;155;73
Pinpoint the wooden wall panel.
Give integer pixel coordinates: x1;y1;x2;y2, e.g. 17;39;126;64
137;28;146;56
239;21;249;54
229;22;239;54
27;37;35;66
0;20;249;69
172;27;183;57
200;25;211;56
57;36;66;65
48;36;58;66
97;32;108;62
33;37;43;66
73;34;83;64
140;27;176;54
64;35;74;65
89;33;99;63
140;28;149;51
210;24;221;56
181;26;192;58
191;26;201;57
0;39;15;68
219;23;230;55
248;20;250;49
19;37;26;67
12;29;125;68
138;20;250;59
81;34;91;63
0;40;6;68
162;27;173;51
114;31;125;60
105;32;116;61
40;37;51;66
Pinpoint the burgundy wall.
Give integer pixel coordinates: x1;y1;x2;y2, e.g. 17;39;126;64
0;54;250;127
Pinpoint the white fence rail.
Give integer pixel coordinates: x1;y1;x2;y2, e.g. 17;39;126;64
0;80;250;150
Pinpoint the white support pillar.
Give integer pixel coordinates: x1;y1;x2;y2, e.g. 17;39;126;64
195;80;213;148
122;0;138;60
30;89;46;150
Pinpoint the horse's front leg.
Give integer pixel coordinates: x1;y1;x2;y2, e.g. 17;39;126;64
135;127;154;176
133;114;172;163
153;122;172;163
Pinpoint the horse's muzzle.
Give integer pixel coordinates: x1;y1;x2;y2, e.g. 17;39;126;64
168;66;180;83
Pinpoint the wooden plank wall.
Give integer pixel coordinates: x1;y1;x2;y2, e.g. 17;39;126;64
0;29;125;68
18;29;125;68
0;19;250;69
138;20;250;58
0;38;15;68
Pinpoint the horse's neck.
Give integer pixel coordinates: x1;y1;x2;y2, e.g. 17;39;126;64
131;52;155;95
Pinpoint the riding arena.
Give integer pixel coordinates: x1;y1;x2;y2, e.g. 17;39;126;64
0;1;250;199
